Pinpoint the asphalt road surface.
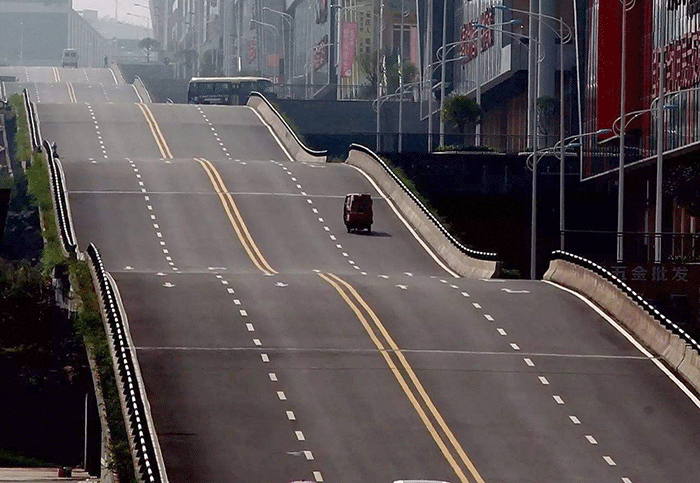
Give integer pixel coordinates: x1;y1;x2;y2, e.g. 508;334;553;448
18;65;700;483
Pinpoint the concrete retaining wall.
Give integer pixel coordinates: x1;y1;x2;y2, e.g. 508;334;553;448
544;259;700;394
247;96;326;163
346;148;500;279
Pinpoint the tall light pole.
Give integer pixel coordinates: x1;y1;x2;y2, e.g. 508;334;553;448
251;19;279;79
439;0;448;147
654;3;667;263
477;20;542;278
377;0;384;152
617;0;636;263
263;7;293;83
19;22;23;65
398;0;406;153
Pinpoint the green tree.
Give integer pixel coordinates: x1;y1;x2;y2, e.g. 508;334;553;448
386;55;417;95
441;92;482;144
138;37;160;63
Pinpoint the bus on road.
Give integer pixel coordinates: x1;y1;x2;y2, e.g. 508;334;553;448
187;77;275;105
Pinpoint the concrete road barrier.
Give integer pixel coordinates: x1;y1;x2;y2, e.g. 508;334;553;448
346;148;500;279
678;347;700;394
545;258;700;394
247;94;327;164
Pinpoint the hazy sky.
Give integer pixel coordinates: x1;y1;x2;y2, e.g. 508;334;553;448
73;0;150;26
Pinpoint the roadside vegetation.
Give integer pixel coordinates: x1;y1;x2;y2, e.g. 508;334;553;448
2;95;135;481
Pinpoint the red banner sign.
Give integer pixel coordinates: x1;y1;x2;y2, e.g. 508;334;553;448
340;22;358;78
460;8;494;63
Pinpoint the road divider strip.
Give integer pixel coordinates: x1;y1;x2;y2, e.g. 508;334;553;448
195;157;277;276
318;272;485;483
137;103;173;159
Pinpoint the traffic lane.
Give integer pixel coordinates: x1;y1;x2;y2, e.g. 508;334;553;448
221;190;366;274
269;349;456;483
148;104;291;162
68;192;175;272
35;82;72;104
54;67;90;83
82;67;119;85
127;191;260;273
277;161;458;276
403;350;617;483
461;280;643;357
37;104;107;161
119;271;457;482
38;102;166;161
201;158;448;276
134;349;315;483
116;272;327;482
119;157;285;274
25;67;57;83
104;85;141;103
535;353;700;482
69;83;140;104
313;193;451;277
0;66;27;82
71;83;110;104
61;159;149;192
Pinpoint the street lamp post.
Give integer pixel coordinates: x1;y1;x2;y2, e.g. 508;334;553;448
617;0;636;263
263;7;293;83
251;19;280;79
543;129;613;249
476;22;543;278
654;3;667;263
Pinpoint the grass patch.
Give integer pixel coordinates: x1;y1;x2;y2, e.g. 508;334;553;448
70;259;136;482
0;448;54;467
6;96;137;482
382;158;454;231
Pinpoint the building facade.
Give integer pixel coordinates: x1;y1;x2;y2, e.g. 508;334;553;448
0;0;108;67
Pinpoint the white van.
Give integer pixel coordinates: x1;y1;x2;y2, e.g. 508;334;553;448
61;49;78;68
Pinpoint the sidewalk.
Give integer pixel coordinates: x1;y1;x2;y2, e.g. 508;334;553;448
0;468;97;482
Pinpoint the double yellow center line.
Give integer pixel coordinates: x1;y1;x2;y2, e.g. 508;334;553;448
136;104;274;275
196;157;277;276
67;82;77;103
137;103;173;159
318;272;486;483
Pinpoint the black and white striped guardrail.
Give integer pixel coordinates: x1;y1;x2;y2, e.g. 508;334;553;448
86;243;168;483
551;250;700;352
350;143;500;262
248;91;328;158
22;89;41;153
43;139;77;256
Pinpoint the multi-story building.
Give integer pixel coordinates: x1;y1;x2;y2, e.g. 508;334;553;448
0;0;108;67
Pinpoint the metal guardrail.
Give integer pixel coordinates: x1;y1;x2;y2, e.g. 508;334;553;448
86;243;168;483
44;139;77;256
551;250;700;352
22;89;41;153
350;143;500;262
249;91;328;158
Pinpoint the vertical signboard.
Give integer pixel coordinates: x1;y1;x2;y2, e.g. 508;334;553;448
340;21;358;78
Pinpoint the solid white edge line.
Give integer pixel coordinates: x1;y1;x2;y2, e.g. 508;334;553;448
132;84;144;103
107;272;170;482
346;164;460;278
544;280;700;409
109;66;118;84
247;106;295;162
